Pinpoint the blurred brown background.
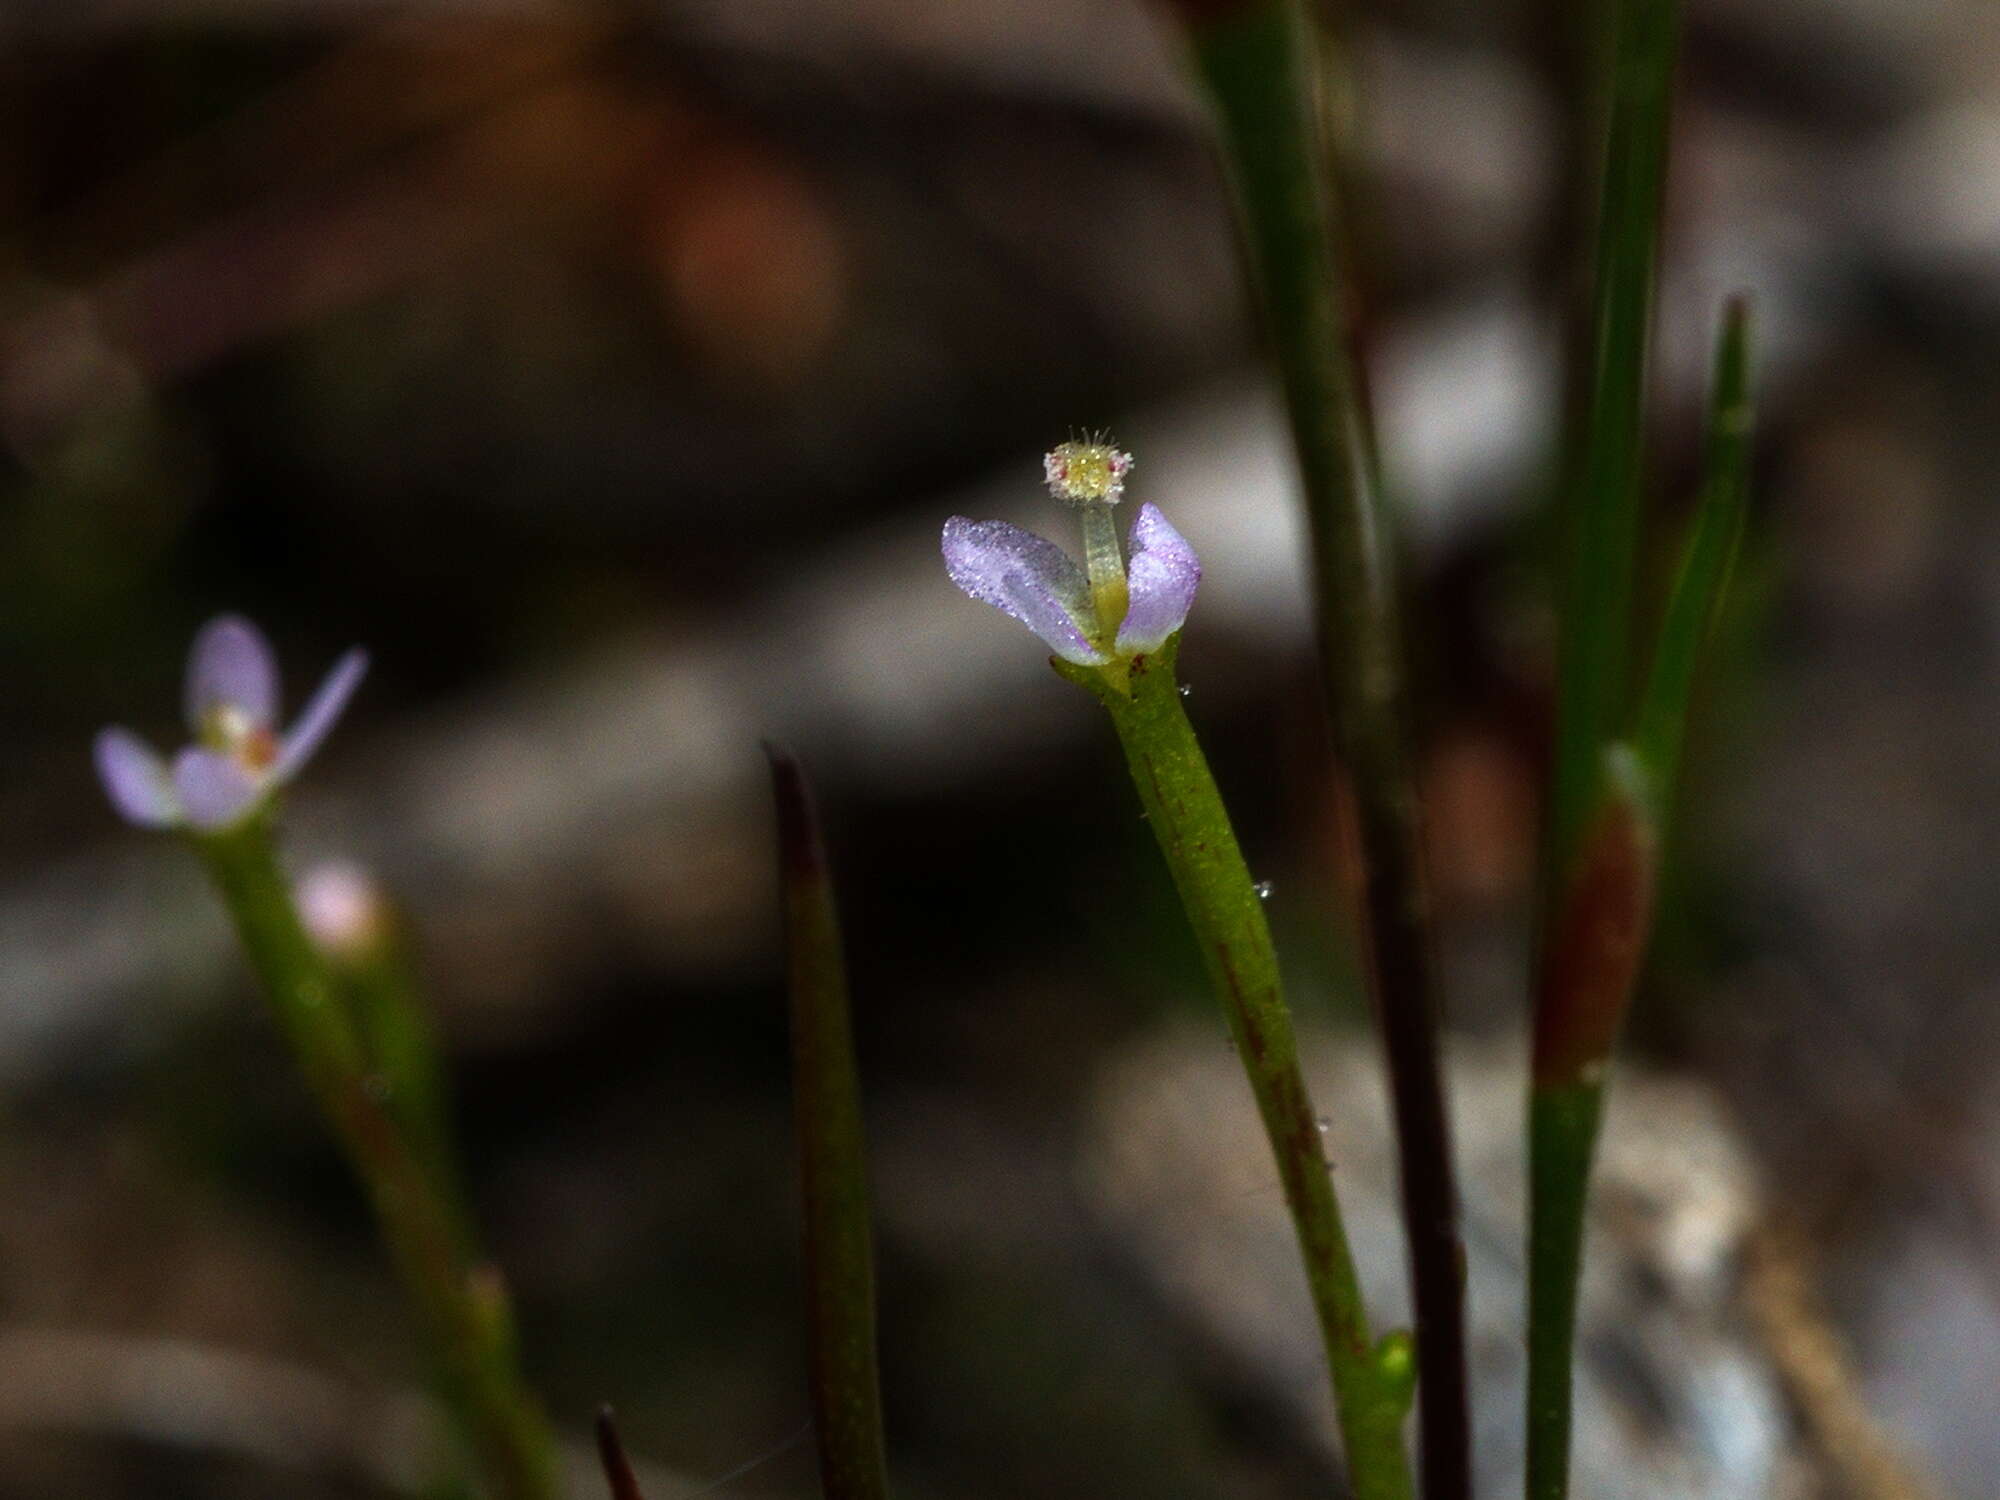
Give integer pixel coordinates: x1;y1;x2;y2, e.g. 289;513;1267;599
2;0;1998;1496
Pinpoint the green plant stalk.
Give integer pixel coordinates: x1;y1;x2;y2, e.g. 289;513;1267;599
1527;304;1754;1500
767;747;891;1500
194;818;562;1500
1528;1;1681;1491
1061;640;1413;1500
331;911;476;1251
1176;6;1468;1494
1525;747;1655;1500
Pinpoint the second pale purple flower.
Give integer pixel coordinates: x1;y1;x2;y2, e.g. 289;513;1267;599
95;614;368;832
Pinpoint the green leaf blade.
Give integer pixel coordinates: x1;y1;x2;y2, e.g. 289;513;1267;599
1635;295;1756;808
765;745;891;1500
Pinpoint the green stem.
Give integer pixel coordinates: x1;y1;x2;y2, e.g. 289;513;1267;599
766;748;892;1500
1178;7;1468;1494
1529;1;1684;1489
1061;641;1413;1500
1524;1080;1602;1500
194;819;562;1500
1526;746;1659;1500
334;912;477;1252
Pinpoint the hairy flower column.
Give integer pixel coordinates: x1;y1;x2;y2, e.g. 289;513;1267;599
93;616;561;1500
944;444;1415;1500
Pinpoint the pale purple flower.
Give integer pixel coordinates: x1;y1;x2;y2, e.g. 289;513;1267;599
942;499;1201;664
94;615;368;832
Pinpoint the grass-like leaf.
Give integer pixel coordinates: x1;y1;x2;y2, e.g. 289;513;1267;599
1635;297;1756;809
1546;0;1683;874
1528;1;1685;1493
595;1407;649;1500
765;745;891;1500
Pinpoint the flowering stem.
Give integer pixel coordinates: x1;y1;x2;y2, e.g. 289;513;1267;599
192;819;561;1500
766;747;892;1500
327;908;477;1248
1060;640;1413;1500
1172;5;1468;1494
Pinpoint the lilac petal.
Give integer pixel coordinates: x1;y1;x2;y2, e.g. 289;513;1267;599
185;614;279;734
94;728;181;828
172;747;264;830
1116;503;1202;655
942;517;1107;666
275;648;368;782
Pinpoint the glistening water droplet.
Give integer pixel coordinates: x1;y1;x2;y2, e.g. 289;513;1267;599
1253;880;1274;899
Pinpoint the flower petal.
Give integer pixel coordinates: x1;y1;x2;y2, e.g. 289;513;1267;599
94;727;181;828
275;648;369;782
172;747;264;831
942;517;1107;665
1116;503;1201;655
185;614;280;734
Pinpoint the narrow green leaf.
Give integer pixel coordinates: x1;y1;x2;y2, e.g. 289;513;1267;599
1634;296;1755;809
765;745;891;1500
1547;0;1683;875
1529;3;1683;1493
595;1407;649;1500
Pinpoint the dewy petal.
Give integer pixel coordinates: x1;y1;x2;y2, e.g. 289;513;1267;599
172;746;264;830
94;727;181;828
942;517;1107;665
274;647;368;783
185;614;280;734
1116;502;1202;655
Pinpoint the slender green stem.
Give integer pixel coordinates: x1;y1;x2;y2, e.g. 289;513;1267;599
1524;1080;1601;1496
1526;747;1657;1500
766;747;891;1500
194;819;561;1500
1061;641;1413;1500
1526;305;1754;1500
331;907;476;1251
1176;7;1468;1494
1529;2;1688;1486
